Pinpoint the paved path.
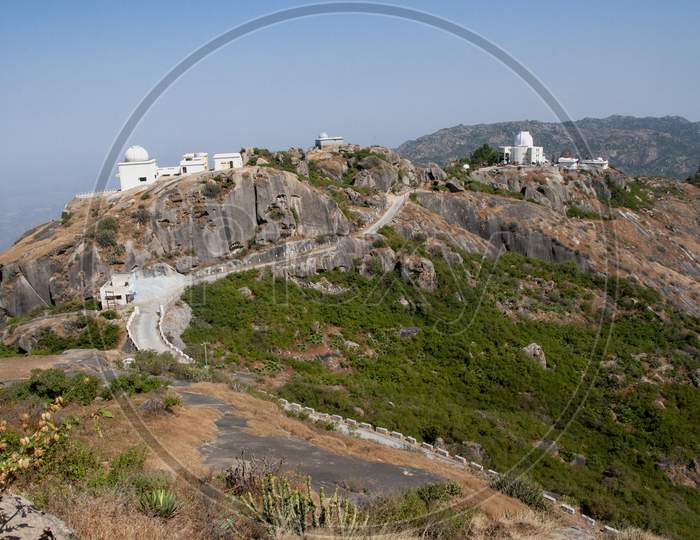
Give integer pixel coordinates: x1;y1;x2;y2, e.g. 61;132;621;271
179;390;441;503
128;190;411;354
362;192;410;235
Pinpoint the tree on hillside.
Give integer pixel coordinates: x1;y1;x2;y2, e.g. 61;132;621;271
469;144;499;167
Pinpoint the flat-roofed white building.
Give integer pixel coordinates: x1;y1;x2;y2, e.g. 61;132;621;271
315;132;344;149
117;145;158;191
156;166;180;178
99;272;135;308
580;157;609;172
213;152;243;171
179;152;209;175
499;131;546;165
557;157;579;170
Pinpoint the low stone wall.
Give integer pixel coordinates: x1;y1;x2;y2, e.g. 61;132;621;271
75;189;118;199
274;398;622;535
126;306;139;346
158;304;194;364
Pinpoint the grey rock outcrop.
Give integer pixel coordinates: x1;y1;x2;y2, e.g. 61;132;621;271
414;191;587;267
523;342;547;368
352;156;399;193
0;494;74;539
397;253;436;291
0;167;351;320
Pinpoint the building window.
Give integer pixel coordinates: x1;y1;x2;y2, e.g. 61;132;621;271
182;167;187;173
139;176;147;182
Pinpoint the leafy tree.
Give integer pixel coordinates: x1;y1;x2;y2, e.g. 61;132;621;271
469;144;499;167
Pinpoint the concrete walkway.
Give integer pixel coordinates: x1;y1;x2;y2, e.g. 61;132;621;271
362;192;410;235
179;390;441;503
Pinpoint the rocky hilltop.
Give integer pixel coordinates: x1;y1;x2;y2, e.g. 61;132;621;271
1;144;699;321
397;115;700;180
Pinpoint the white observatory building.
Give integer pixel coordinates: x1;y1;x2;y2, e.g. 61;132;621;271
499;131;546;166
315;132;344;149
213;152;244;171
117;145;158;191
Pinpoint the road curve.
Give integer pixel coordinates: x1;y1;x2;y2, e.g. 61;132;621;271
128;190;411;354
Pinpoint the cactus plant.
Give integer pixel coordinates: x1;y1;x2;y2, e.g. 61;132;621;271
240;474;360;535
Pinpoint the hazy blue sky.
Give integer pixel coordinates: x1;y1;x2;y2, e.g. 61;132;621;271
1;0;698;249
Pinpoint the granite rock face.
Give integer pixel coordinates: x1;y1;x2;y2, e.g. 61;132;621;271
0;167;350;320
0;494;75;539
397;253;437;291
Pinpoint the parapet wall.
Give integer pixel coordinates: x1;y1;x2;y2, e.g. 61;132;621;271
275;398;619;535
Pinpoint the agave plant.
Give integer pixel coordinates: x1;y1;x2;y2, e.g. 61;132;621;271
139;488;178;519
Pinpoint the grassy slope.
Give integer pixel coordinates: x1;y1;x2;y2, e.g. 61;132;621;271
182;240;700;539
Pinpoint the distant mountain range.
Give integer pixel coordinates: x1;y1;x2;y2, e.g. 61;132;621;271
396;115;700;179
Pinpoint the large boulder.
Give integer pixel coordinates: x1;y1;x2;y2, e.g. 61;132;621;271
306;150;348;181
397;253;436;291
352;156;399;193
0;494;74;539
523;342;547;368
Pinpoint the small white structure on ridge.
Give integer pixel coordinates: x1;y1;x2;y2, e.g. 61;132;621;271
557;157;579;170
179;152;209;175
99;272;135;308
156;166;180;178
499;131;546;165
315;132;344;149
117;145;158;191
213;152;244;171
580;157;609;172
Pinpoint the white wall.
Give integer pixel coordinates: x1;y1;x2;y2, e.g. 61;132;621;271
179;160;207;175
117;160;158;191
213;154;243;170
99;272;135;308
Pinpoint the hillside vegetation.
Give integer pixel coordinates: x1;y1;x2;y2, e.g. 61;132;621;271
182;236;700;539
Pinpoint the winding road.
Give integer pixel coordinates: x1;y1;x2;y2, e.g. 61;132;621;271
128;190;411;356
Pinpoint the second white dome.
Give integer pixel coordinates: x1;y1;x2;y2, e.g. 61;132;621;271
514;131;534;147
124;145;150;162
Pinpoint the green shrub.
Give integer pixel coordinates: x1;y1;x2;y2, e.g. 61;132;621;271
163;393;182;411
0;343;20;358
32;316;120;353
139;488;178;519
132;350;176;376
489;475;545;510
108;373;165;396
106;446;146;486
3;369;102;405
49;441;102;482
566;206;607;220
100;309;119;320
202;181;222;198
95;217;119;248
416;482;463;506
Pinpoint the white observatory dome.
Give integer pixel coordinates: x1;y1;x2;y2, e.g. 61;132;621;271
319;132;329;139
124;145;150;162
514;131;534;147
